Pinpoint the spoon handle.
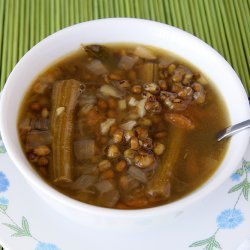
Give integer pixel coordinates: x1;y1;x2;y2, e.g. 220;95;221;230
216;119;250;141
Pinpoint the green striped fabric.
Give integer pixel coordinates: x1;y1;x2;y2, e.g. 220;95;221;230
0;0;249;94
0;1;249;249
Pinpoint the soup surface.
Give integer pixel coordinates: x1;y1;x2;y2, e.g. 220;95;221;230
18;44;229;209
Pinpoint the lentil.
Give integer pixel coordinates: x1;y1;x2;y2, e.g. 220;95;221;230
34;145;50;156
107;145;120;158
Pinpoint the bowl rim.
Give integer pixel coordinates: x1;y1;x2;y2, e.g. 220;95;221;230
0;17;250;218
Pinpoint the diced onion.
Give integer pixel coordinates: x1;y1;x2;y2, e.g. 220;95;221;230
71;175;98;191
137;99;146;118
87;59;108;75
95;180;114;194
100;118;116;135
25;130;51;150
74;140;96;161
128;97;137;106
120;120;137;130
118;55;138;71
75;164;99;176
134;46;156;60
100;85;123;98
128;166;147;183
128;97;146;118
118;99;127;110
78;95;96;107
78;104;94;116
98;190;120;208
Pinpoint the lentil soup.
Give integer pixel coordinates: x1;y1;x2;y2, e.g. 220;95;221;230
18;44;229;209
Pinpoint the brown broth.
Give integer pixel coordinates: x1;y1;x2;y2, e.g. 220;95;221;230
18;44;229;209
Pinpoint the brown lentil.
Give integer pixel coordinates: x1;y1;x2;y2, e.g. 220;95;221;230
30;102;41;111
192;82;203;92
193;91;205;104
124;130;135;142
172;73;183;82
167;63;176;74
140;138;153;150
109;72;123;80
38;157;49;166
34;145;50;156
182;73;193;85
142;92;156;102
119;80;130;89
28;152;38;163
135;127;148;139
110;124;119;134
153;143;165;155
107;110;117;118
107;97;118;109
159;69;168;79
107;145;120;158
100;136;108;145
146;101;162;113
113;129;124;143
115;160;127;172
134;154;155;168
143;82;160;94
138;117;152;127
41;108;49;118
98;159;112;172
119;175;129;190
100;169;115;179
124;149;137;163
158;80;168;90
130;136;140;150
131;85;142;94
97;99;108;110
171;82;183;93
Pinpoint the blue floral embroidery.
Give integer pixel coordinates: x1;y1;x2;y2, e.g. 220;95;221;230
0;172;9;192
0;196;9;212
244;160;250;173
0;134;6;153
0;160;61;248
230;172;241;181
190;160;250;249
0;197;9;206
35;242;62;250
217;209;243;229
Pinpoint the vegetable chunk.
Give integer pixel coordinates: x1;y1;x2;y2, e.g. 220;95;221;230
50;79;81;183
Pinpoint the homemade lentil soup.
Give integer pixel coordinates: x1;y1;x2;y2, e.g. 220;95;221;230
18;44;229;209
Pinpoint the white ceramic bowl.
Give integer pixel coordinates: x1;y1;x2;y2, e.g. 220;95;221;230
0;18;249;230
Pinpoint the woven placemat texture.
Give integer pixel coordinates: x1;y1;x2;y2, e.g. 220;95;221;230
0;0;249;94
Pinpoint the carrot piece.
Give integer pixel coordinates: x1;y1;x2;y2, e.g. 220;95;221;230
164;113;195;130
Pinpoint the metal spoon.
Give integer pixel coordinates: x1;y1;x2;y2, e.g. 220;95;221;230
216;119;250;141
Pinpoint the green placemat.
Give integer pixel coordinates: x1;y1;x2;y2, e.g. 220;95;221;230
0;1;249;249
0;0;249;94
